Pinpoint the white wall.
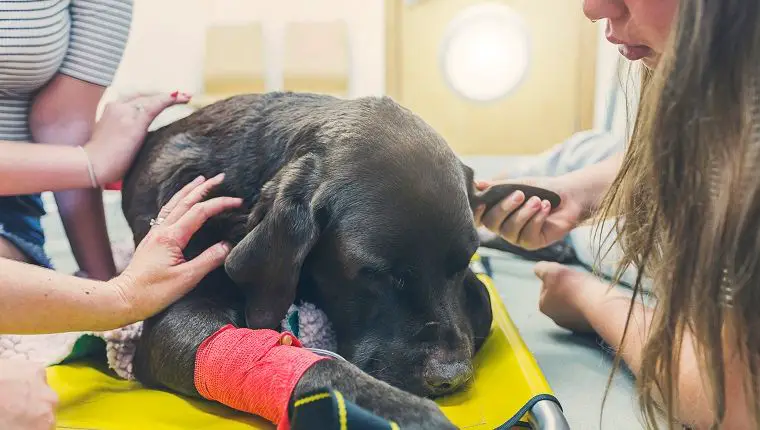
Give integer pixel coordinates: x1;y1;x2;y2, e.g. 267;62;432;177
100;0;386;126
103;1;630;137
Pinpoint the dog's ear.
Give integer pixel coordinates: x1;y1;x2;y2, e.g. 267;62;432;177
224;154;323;329
460;162;480;211
464;269;493;353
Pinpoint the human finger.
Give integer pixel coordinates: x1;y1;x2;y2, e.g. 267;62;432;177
40;384;59;406
170;197;243;247
181;241;232;284
163;173;226;225
480;190;525;232
472;204;486;226
518;199;551;248
120;91;158;103
129;91;192;118
152;175;206;225
474;180;490;191
533;261;555;280
499;196;542;244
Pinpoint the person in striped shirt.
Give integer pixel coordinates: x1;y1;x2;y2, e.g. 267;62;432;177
0;2;250;425
0;93;241;429
0;0;134;280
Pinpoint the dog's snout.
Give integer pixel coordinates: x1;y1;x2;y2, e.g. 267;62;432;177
423;359;473;396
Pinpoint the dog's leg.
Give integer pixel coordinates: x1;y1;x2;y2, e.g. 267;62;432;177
133;283;454;429
133;292;244;396
294;360;457;429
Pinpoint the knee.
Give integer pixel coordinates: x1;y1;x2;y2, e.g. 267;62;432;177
0;237;31;263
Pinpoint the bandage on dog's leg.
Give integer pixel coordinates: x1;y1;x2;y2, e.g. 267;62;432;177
194;324;328;426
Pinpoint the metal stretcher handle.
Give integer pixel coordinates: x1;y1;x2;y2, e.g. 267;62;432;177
529;400;571;430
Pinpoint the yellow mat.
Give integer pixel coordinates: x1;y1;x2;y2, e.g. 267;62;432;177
48;257;557;429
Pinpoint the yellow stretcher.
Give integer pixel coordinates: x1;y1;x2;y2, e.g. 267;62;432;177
47;255;569;429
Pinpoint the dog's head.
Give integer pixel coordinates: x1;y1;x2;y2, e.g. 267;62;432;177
224;97;493;398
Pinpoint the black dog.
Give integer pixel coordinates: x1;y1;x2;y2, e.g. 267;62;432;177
121;92;493;428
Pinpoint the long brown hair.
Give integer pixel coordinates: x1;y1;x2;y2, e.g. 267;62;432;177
595;0;760;428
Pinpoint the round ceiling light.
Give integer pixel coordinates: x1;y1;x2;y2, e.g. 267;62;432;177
440;3;531;102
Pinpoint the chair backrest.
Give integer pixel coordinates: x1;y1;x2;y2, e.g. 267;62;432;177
202;23;266;98
283;21;350;97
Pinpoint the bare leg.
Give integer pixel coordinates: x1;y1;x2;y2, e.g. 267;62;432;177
0;237;31;263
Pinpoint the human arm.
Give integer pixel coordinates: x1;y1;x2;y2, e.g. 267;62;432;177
30;76;115;280
0;142;110;195
28;0;133;280
1;92;190;197
0;174;241;335
535;262;755;429
473;152;624;250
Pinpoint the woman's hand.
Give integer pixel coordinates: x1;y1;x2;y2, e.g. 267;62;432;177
0;360;58;430
84;92;192;185
473;176;588;251
109;173;243;322
534;261;607;333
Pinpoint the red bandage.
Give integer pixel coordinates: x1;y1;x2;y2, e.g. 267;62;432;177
194;324;328;428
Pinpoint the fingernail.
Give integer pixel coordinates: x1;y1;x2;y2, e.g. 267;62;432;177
512;191;524;202
529;196;541;208
170;90;179;98
542;200;551;210
193;175;205;184
220;241;231;253
281;334;293;346
214;172;225;181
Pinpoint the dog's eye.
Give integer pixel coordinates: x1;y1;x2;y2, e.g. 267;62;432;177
359;267;405;289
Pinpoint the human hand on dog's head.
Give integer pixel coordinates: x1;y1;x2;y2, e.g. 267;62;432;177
84;91;192;186
110;174;242;324
472;176;585;251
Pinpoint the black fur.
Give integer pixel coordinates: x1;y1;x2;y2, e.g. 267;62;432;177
121;92;493;428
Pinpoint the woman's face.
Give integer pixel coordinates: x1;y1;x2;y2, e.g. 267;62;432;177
583;0;679;69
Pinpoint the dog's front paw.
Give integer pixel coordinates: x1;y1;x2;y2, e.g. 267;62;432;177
294;360;456;429
387;397;456;430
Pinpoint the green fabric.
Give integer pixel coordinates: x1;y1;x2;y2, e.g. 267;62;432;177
283;308;300;338
58;335;106;365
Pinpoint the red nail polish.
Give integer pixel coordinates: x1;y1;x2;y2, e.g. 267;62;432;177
170;91;179;98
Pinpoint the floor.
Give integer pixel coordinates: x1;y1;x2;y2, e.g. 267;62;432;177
483;251;642;429
38;161;644;429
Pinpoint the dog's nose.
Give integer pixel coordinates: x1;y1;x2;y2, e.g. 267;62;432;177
423;360;473;395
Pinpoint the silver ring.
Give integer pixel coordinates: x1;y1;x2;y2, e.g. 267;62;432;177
149;217;164;227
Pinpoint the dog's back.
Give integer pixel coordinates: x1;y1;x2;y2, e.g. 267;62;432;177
122;92;315;244
122;92;440;247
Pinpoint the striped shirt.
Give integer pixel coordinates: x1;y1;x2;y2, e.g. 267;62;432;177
0;0;133;142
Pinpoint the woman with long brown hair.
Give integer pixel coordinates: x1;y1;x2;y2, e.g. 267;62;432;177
476;0;760;428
